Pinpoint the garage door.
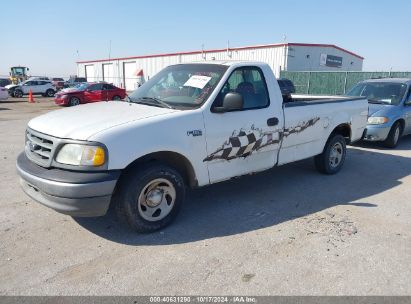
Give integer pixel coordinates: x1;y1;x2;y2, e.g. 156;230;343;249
85;65;95;82
103;63;114;83
123;62;137;91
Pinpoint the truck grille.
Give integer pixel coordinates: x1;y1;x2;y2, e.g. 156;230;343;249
25;129;57;167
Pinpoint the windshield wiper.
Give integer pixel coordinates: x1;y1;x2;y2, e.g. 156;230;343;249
131;97;173;109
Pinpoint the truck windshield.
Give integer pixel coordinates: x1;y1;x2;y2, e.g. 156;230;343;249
346;82;407;105
127;64;228;109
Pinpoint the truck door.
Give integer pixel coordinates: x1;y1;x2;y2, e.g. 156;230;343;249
84;83;103;102
203;66;282;183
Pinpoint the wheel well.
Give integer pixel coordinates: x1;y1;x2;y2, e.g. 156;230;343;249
395;119;405;132
331;124;351;142
121;151;197;188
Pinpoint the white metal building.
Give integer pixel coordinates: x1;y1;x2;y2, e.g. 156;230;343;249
76;43;364;91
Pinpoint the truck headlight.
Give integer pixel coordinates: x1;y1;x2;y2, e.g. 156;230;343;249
56;144;106;166
367;116;389;125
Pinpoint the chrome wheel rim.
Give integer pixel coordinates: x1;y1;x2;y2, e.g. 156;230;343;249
393;126;400;144
329;142;343;168
137;178;176;222
47;90;54;97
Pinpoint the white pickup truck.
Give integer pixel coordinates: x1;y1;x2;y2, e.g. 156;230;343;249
17;61;368;232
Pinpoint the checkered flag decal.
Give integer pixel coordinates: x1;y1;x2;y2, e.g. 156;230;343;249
204;129;280;162
203;117;320;162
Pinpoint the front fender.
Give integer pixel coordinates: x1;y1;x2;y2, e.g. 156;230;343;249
90;110;210;186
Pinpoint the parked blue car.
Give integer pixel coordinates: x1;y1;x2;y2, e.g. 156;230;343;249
346;78;411;147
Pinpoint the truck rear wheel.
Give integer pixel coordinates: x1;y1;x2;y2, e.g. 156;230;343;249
115;163;185;233
314;134;346;174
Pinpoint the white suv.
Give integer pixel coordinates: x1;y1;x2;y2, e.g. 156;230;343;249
9;80;55;98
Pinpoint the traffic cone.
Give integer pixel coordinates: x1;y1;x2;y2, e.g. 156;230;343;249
28;89;35;103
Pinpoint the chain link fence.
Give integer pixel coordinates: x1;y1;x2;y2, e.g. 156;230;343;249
280;71;411;95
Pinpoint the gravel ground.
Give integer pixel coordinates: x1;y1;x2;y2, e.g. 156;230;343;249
0;97;410;295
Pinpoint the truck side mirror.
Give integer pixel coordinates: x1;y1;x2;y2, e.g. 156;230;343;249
213;92;244;113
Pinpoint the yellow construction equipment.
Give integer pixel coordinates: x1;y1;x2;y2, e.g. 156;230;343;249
10;66;29;84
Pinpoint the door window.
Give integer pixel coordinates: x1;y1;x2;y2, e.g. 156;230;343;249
103;84;115;90
214;67;270;110
88;83;103;91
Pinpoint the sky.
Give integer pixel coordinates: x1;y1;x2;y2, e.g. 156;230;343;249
1;0;410;77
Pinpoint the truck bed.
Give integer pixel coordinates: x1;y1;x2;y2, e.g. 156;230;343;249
285;94;365;107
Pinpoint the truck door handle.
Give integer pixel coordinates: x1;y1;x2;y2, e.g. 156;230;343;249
267;117;279;126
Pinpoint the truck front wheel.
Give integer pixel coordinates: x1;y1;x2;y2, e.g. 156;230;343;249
314;134;346;175
115;163;185;233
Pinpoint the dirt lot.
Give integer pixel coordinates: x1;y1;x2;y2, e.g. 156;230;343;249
0;97;410;295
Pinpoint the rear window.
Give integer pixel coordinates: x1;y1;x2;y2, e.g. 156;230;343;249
103;84;116;90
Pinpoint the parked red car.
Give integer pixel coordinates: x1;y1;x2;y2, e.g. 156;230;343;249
54;82;126;106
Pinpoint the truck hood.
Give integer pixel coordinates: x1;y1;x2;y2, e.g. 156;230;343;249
368;103;396;117
28;101;177;140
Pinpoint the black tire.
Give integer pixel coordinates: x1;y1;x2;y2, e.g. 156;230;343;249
46;89;55;97
14;89;23;98
314;134;346;175
112;95;121;101
115;162;185;233
69;97;80;106
383;122;402;148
